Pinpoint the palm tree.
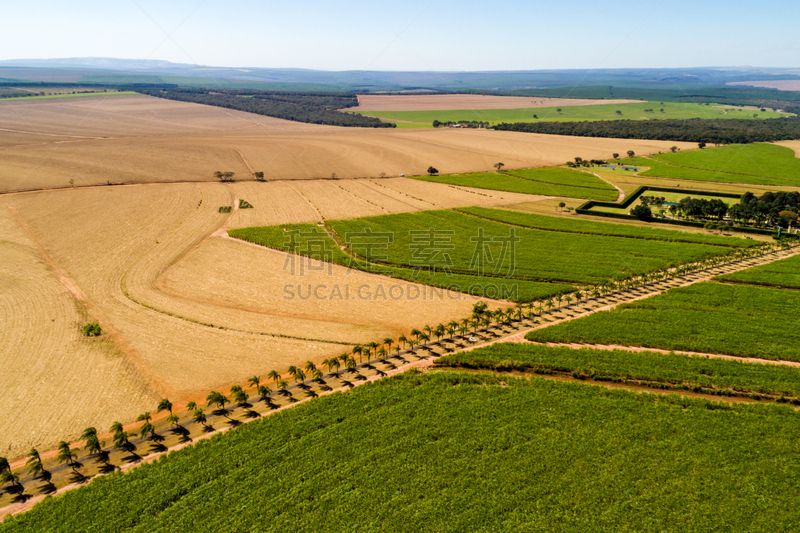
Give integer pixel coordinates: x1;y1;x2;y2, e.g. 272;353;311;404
192;409;208;428
232;388;249;407
277;379;289;392
460;318;470;335
157;399;173;418
345;356;357;374
493;308;505;324
418;332;430;346
410;328;421;344
398;335;408;350
383;337;394;353
447;321;458;337
110;422;133;452
0;457;10;474
85;435;105;457
257;385;272;402
294;369;306;383
377;347;387;361
394;346;401;357
287;366;298;380
312;369;323;381
267;370;281;386
139;422;157;441
26;448;47;479
423;325;432;338
367;342;379;361
564;295;573;308
80;427;98;441
186;401;198;413
304;361;316;376
57;441;80;474
352;345;363;363
338;353;349;367
248;376;260;390
136;412;152;424
1;470;21;491
166;414;181;428
434;325;445;343
206;391;229;413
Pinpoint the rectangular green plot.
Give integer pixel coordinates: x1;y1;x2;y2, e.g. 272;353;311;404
716;253;800;289
526;282;800;361
327;210;735;284
351;101;790;125
413;171;619;201
647;144;800;186
228;223;572;302
506;166;614;189
458;206;755;247
6;372;800;532
438;343;800;398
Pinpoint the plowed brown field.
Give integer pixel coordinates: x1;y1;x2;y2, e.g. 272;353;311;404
1;94;694;193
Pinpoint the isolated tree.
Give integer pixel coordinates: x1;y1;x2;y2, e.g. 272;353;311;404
253;171;265;182
26;448;47;479
427;166;439;176
616;110;622;116
627;150;635;158
670;146;679;153
558;202;566;211
493;162;505;171
698;142;706;149
612;153;619;159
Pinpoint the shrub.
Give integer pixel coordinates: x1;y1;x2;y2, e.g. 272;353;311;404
81;323;102;337
239;200;253;209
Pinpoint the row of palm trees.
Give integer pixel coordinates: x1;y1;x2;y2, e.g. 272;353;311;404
2;240;792;500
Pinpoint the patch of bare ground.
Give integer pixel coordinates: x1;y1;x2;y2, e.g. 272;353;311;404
353;94;642;111
0;94;696;193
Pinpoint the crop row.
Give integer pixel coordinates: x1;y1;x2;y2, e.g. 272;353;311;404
437;343;800;400
526;281;800;361
4;372;800;531
457;206;756;247
715;253;800;290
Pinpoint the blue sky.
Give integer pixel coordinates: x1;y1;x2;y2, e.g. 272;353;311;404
3;0;798;70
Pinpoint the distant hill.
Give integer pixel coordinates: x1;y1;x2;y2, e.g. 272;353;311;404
1;58;800;92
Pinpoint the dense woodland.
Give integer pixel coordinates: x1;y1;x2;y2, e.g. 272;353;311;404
492;117;800;144
139;88;395;128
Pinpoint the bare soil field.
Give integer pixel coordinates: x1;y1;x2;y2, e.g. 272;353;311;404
727;80;800;92
0;94;695;193
354;94;641;111
1;180;505;458
0;203;159;459
776;140;800;158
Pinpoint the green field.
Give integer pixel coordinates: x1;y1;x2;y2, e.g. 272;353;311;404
628;143;800;186
716;253;800;289
526;282;800;361
458;206;755;247
350;101;790;127
413;167;620;201
228;223;574;302
325;210;736;284
439;343;800;399
4;371;800;532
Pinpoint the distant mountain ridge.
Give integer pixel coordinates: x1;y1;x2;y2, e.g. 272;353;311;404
1;58;799;92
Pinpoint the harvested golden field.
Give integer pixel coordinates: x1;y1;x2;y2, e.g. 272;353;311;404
776;140;800;158
727;80;800;92
1;94;695;193
1;180;504;457
0;202;158;459
354;94;641;111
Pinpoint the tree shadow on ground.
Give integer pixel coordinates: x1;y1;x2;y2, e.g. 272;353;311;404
68;471;88;485
304;389;319;399
147;443;168;454
340;380;354;388
121;453;142;464
243;409;261;419
225;419;242;428
170;426;192;444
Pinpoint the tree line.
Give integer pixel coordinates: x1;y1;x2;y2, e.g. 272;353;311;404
139;88;395;128
491;117;800;144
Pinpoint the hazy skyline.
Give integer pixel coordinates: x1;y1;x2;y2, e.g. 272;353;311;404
3;0;799;72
